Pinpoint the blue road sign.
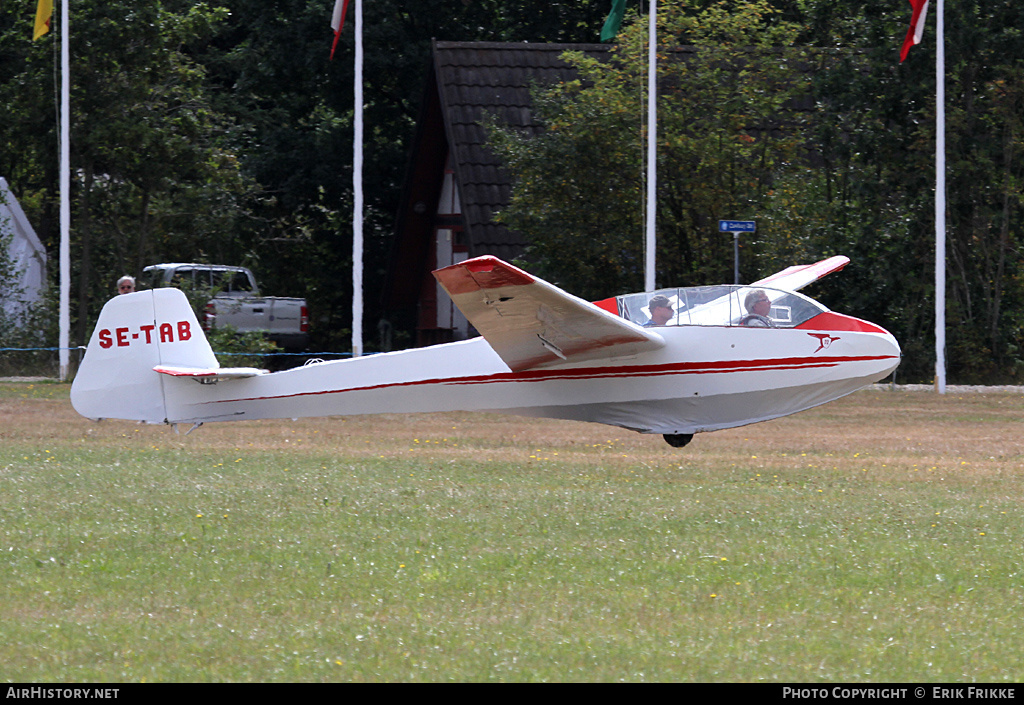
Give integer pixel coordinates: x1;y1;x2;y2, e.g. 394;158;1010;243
719;220;756;232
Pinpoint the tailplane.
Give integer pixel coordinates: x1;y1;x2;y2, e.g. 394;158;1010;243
71;289;221;423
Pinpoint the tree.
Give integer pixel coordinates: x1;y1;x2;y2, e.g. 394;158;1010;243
192;0;615;352
5;0;1023;380
488;0;809;299
790;0;1024;382
3;0;615;356
489;0;1024;382
1;1;254;344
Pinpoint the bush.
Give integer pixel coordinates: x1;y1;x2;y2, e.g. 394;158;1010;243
205;324;280;369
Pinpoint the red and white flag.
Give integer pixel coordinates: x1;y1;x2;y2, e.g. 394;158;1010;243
330;0;351;60
900;0;930;62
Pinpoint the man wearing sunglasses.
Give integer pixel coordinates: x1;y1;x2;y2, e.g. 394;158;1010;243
644;294;674;327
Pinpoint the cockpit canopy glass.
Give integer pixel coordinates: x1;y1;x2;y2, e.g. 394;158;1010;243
617;285;828;329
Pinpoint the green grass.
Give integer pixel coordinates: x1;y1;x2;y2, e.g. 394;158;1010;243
1;383;1023;682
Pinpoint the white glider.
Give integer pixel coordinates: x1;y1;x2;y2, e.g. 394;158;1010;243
71;255;900;447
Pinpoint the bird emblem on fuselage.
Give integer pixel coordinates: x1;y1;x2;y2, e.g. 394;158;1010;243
808;332;840;353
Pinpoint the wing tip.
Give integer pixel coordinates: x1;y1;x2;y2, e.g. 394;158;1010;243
754;255;851;290
433;256;535;296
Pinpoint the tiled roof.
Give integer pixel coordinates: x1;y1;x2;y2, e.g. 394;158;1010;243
433;41;612;260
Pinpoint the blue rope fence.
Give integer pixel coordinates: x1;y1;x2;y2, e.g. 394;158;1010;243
215;351;356;358
1;347;354;357
1;346;85;353
1;347;359;379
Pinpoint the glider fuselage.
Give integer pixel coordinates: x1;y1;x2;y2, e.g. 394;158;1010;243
70;256;901;441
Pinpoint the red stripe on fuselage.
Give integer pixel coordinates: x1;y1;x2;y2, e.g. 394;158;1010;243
203;354;897;406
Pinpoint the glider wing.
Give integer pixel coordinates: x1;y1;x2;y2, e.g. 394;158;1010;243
751;256;850;292
433;256;665;372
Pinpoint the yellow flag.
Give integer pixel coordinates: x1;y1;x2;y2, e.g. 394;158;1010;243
34;0;53;40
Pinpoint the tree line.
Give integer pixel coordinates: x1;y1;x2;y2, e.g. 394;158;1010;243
2;0;1022;382
1;0;611;354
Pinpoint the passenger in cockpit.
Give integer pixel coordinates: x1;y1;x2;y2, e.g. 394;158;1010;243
740;289;775;327
645;295;674;327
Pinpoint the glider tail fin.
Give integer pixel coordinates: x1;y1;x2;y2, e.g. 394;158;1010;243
71;288;218;423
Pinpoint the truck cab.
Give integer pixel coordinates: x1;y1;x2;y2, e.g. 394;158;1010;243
142;263;309;352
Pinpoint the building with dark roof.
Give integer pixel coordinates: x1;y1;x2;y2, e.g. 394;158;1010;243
386;41;610;347
384;40;811;348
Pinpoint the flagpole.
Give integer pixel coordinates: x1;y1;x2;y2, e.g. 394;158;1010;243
644;0;656;292
351;0;363;358
934;0;946;393
58;0;70;381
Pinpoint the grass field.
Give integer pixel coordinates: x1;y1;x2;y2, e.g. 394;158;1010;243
1;380;1023;682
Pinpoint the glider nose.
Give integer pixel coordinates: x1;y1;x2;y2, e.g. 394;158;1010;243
876;327;902;378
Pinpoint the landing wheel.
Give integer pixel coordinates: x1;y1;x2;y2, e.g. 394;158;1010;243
663;433;694;448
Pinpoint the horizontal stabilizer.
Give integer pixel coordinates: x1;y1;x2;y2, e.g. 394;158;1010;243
752;256;850;292
154;365;267;383
433;256;665;372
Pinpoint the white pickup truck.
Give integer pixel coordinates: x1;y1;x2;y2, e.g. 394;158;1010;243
142;263;309;352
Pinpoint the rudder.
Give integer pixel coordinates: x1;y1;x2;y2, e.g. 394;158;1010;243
71;289;218;422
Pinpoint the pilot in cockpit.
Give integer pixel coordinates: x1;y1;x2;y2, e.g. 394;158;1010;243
644;295;674;327
741;289;775;327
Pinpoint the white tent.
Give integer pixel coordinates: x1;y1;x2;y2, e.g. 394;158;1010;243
1;177;48;324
